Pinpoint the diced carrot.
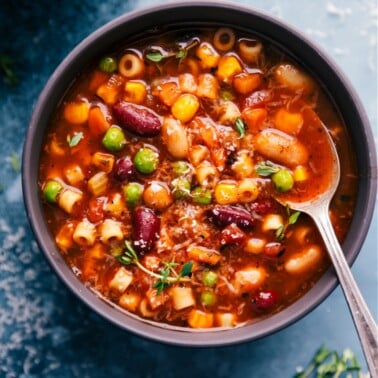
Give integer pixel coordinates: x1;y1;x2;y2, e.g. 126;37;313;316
241;107;267;133
88;106;110;135
187;245;221;265
196;42;220;69
274;108;304;135
216;55;243;83
96;74;124;104
188;309;214;328
89;70;109;92
233;73;262;95
158;81;181;107
64;101;89;124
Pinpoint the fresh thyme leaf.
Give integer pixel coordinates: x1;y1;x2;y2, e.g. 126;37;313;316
288;211;301;225
67;132;84;147
146;51;165;62
176;49;187;59
220;90;234;101
0;54;17;86
9;153;20;172
276;225;285;240
179;261;193;277
255;160;280;176
294;345;366;378
235;117;246;137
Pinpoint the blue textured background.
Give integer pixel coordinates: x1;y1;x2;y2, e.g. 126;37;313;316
0;1;376;377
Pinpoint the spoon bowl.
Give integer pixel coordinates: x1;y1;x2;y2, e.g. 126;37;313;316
275;121;378;376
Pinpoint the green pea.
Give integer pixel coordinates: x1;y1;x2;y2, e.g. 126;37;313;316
202;270;218;287
272;168;294;192
43;180;63;203
192;186;212;205
133;147;159;174
99;56;118;73
172;178;191;199
102;125;126;151
123;182;143;205
172;161;190;176
201;291;217;306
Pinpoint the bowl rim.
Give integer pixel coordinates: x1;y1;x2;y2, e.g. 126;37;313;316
22;0;377;347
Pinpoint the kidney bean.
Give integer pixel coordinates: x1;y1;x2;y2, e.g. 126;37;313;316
241;89;271;110
113;101;161;137
133;207;160;253
250;290;279;313
114;156;135;181
87;197;105;223
207;205;255;229
247;198;277;215
220;224;246;246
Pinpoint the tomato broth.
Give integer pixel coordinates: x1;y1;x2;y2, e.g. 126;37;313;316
39;26;357;328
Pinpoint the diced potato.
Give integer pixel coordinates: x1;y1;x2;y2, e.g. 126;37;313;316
245;237;266;254
262;214;284;232
170;287;195;310
55;223;75;252
189;144;210;166
218;101;241;125
188;309;214;328
119;293;141;312
233;267;266;293
88;171;109;197
197;73;219;99
214;312;236;327
109;267;133;293
64;164;85;185
274;64;314;93
96;74;124;104
231;152;254;178
105;192;126;217
146;288;168;310
178;73;197;94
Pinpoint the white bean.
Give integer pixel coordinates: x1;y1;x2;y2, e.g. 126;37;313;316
285;245;322;274
162;116;189;159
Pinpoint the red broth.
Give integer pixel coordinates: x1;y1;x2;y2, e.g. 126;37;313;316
39;27;357;328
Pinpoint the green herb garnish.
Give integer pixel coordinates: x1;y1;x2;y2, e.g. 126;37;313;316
276;209;301;240
0;54;17;86
118;241;193;293
255;160;281;176
9;152;20;172
294;345;366;378
235;117;246;137
146;51;165;63
67;132;84;147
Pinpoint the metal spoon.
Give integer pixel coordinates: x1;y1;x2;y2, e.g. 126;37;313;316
275;123;378;376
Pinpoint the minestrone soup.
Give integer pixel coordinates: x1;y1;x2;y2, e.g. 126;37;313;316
39;26;357;328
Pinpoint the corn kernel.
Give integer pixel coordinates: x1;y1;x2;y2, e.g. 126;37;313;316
293;165;309;182
197;73;219;99
124;80;147;104
214;181;238;205
231;152;254;178
171;93;200;123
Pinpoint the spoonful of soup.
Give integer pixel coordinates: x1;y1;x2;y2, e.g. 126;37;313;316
254;108;377;376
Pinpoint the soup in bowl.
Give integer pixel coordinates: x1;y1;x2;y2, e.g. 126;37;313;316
22;2;376;346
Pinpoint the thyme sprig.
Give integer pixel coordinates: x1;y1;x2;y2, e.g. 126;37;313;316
294;345;367;378
146;38;199;63
276;207;301;240
0;54;17;86
255;160;281;176
118;241;193;293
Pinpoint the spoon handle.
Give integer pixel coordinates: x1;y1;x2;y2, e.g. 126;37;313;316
313;204;378;377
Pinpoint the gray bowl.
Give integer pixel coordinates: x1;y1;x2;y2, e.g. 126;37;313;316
22;1;377;346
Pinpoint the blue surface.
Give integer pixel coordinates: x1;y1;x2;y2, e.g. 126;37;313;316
0;1;377;377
